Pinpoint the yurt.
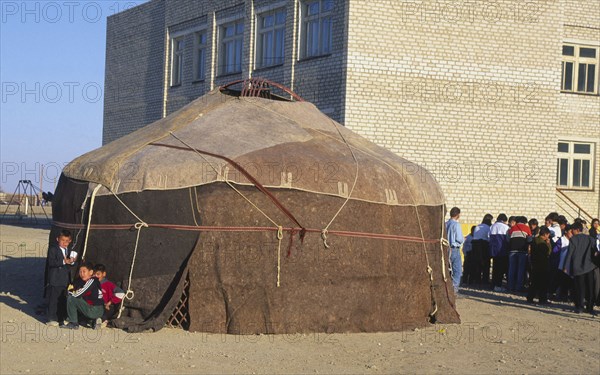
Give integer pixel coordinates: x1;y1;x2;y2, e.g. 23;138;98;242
51;79;460;333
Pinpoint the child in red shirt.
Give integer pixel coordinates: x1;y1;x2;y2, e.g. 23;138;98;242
94;264;125;325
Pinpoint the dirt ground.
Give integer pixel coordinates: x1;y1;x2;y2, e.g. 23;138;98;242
1;224;599;374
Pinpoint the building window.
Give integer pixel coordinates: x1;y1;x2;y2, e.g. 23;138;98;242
300;0;333;59
170;37;184;86
219;20;244;75
557;141;595;189
193;32;207;81
562;45;599;94
256;9;286;68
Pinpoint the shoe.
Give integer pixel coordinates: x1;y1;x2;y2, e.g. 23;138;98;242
526;298;534;303
587;310;597;317
61;322;79;330
46;320;59;327
94;318;103;330
574;307;581;314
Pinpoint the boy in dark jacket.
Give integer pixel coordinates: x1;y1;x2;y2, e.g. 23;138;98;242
62;262;104;330
527;227;552;304
45;230;76;326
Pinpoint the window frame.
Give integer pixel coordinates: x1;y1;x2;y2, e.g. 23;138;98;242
218;19;244;76
193;30;208;82
256;8;287;69
170;36;184;87
556;140;596;190
299;0;333;60
561;44;599;95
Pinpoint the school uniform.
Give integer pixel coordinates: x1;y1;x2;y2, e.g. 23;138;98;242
45;244;74;322
527;236;551;303
564;234;599;313
66;277;104;324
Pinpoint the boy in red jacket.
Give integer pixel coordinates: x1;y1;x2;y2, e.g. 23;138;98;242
94;264;125;325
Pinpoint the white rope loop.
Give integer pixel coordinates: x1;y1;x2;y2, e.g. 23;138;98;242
81;184;102;260
321;229;330;249
276;226;283;287
440;206;448;282
116;220;148;319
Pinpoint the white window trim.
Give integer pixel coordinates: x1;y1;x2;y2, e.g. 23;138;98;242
218;19;244;76
557;140;596;190
193;29;208;81
299;0;333;60
563;38;600;47
170;37;184;87
255;8;287;69
561;44;599;95
255;1;288;15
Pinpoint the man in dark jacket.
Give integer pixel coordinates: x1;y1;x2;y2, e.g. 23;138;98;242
564;222;599;315
45;230;76;326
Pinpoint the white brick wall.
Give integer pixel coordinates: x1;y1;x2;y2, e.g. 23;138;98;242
103;0;600;223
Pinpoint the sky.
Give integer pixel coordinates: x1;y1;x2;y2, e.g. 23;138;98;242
0;0;148;193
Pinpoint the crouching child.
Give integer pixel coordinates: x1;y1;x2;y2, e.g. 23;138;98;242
62;262;104;330
94;264;125;325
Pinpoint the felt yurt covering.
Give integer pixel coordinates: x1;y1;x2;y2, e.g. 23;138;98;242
51;81;460;333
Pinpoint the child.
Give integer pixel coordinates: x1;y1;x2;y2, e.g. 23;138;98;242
94;264;125;325
527;226;552;304
461;226;476;285
556;224;574;301
45;230;76;326
62;262;104;330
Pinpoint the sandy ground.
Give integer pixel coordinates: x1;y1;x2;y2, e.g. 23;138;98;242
1;224;599;374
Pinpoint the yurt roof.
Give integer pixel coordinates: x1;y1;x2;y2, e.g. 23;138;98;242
63;82;445;207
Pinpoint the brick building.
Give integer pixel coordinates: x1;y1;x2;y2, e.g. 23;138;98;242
102;0;600;224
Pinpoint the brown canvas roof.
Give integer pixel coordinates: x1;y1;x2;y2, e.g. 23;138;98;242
64;88;445;207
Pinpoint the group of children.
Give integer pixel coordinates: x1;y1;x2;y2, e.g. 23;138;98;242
461;213;600;315
44;230;124;329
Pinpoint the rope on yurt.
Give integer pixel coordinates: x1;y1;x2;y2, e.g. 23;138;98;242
81;184;102;260
277;226;283;287
52;220;444;244
440;206;449;282
116;221;148;319
168;132;286;287
413;205;439;320
439;205;459;315
168;133;279;227
189;187;200;226
320;120;359;249
108;190;149;318
153;139;306;233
